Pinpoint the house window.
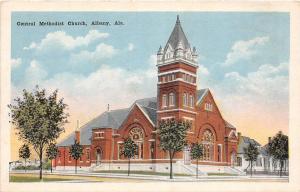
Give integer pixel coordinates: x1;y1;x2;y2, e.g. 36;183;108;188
183;93;188;106
162;76;166;83
217;145;222;162
189;95;194;108
237;157;242;166
118;143;124;160
201;130;214;161
168;74;171;82
129;127;144;159
86;149;90;161
162;94;167;108
169;93;175;106
150;142;155;159
205;103;213;111
171;73;176;80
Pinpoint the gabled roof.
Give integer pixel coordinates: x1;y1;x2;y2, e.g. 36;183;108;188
164;15;191;51
237;136;262;154
225;120;236;129
196;88;209;105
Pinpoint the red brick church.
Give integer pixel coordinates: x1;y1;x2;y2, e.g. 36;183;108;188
54;16;238;173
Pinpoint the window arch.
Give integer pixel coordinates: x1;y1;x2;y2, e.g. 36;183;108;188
183;93;188;106
129;127;144;159
189;94;194;108
169;92;175;107
162;94;167;108
201;129;215;161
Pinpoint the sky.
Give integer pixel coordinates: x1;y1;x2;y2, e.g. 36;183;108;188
11;12;289;160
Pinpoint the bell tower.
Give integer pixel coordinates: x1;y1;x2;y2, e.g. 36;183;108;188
157;15;198;127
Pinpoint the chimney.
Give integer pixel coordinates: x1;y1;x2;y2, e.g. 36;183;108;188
75;120;80;143
268;137;272;144
237;132;241;142
107;104;110;111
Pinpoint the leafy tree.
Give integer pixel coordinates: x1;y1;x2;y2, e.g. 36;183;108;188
9;86;68;179
190;143;203;179
69;141;83;174
19;144;30;172
46;143;58;173
267;131;288;177
158;119;189;179
243;142;259;176
122;137;138;176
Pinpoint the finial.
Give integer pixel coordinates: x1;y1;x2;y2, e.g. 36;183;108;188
107;104;110;111
176;15;180;24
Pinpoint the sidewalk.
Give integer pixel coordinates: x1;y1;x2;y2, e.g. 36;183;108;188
11;170;288;182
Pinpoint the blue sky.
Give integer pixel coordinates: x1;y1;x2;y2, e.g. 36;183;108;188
11;12;289;144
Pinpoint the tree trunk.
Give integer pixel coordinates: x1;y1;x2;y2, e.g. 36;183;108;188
50;159;53;173
196;159;199;179
39;151;43;180
250;161;252;177
25;159;26;173
75;159;77;174
169;151;173;179
128;158;130;176
280;160;283;177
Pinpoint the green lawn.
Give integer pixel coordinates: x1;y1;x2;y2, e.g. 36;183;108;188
94;170;191;176
10;175;74;182
207;172;237;176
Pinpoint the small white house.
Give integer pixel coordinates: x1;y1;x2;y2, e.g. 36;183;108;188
235;133;288;175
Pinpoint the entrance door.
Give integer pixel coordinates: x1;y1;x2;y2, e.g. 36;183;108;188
96;149;102;166
183;146;191;165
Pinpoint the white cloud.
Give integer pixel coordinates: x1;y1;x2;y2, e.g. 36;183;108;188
23;30;109;51
128;43;135;51
11;58;22;69
212;62;288;128
224;36;269;66
199;64;209;76
22;60;48;87
70;43;118;64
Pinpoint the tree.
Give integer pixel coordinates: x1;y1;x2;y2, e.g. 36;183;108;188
122;137;138;176
19;144;30;172
243;142;259;176
69;141;83;174
46;143;58;173
9;86;68;179
190;143;203;179
157;119;189;179
267;131;288;177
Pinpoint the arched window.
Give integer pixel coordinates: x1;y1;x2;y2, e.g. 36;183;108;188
129;127;144;159
189;95;194;108
162;94;167;108
201;130;214;161
169;92;175;107
183;93;187;106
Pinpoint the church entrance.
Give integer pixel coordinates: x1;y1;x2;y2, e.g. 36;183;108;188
96;148;102;166
183;146;191;165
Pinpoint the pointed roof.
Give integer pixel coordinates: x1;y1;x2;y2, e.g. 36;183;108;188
165;15;191;51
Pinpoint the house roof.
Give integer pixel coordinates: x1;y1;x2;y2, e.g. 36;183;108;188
225;120;236;129
164;15;191;51
237;136;263;154
58;89;235;147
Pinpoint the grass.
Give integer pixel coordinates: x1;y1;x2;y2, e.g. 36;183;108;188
207;172;238;176
9;173;146;182
10;175;75;182
94;170;191;176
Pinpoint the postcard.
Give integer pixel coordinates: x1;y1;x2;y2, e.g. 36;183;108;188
1;1;300;192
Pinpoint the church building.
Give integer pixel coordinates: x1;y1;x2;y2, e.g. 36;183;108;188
54;16;239;174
